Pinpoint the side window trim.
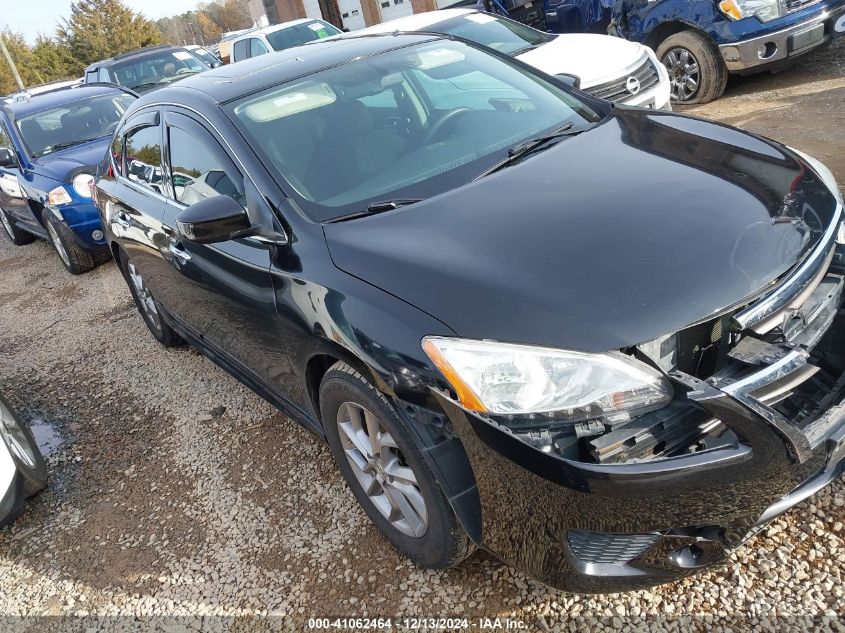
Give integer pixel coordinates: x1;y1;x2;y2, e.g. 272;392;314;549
162;109;244;209
117;109;170;200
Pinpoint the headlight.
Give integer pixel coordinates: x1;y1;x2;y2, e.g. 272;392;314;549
718;0;781;22
72;173;94;198
422;337;673;420
47;186;72;206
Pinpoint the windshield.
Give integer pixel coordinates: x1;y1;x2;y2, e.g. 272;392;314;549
228;39;603;222
429;13;555;56
16;93;135;157
110;50;207;91
265;20;342;51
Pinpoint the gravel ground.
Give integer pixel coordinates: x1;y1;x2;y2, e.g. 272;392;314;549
1;40;845;631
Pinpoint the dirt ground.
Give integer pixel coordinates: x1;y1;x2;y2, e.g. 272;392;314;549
0;40;844;631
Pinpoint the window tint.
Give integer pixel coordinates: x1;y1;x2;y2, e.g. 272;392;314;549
167;126;243;207
111;135;124;175
233;39;250;61
250;38;269;57
125;126;163;194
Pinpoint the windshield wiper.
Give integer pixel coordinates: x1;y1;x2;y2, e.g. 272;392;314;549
131;82;163;91
326;199;424;223
366;198;423;213
39;135;108;156
474;122;579;180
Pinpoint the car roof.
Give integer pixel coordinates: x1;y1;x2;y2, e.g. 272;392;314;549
144;32;443;105
1;83;131;118
360;8;476;33
86;45;186;69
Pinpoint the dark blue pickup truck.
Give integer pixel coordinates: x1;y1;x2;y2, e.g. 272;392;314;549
478;0;845;103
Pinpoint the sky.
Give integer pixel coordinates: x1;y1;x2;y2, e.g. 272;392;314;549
4;0;204;43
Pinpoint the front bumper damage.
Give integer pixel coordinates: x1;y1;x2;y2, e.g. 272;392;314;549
431;209;845;592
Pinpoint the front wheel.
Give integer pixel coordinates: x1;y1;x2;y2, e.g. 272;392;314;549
320;362;473;569
657;31;728;104
44;213;95;275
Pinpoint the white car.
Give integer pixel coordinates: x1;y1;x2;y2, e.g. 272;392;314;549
0;395;45;526
358;9;671;110
230;19;343;64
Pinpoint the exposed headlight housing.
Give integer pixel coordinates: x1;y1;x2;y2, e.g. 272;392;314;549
422;337;673;422
72;173;94;198
718;0;781;22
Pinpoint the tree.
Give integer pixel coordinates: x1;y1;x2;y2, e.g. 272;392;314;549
0;30;37;94
196;12;222;44
28;36;76;85
57;0;162;72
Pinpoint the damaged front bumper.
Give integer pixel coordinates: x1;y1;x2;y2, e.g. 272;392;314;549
429;211;845;593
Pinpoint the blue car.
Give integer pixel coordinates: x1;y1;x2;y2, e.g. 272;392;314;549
0;84;136;274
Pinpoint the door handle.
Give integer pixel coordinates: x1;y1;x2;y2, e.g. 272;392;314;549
168;240;191;263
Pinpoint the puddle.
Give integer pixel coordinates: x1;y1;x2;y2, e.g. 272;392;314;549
27;419;63;456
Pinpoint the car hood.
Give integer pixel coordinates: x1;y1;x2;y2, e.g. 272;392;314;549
517;34;646;88
323;109;840;353
32;136;110;182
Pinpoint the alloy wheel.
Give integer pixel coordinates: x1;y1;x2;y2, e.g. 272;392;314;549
0;414;37;470
663;47;700;102
46;221;71;267
336;401;428;537
127;262;162;332
0;208;14;239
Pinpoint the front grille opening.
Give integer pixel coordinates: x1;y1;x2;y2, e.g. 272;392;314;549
586;57;660;102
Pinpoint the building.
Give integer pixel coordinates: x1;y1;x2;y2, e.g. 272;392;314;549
261;0;448;32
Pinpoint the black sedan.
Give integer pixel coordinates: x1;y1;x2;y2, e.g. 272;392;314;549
94;33;845;592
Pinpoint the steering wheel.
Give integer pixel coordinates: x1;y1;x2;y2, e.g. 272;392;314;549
424;107;471;144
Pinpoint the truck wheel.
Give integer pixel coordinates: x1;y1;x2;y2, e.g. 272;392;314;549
44;214;95;275
657;31;728;104
0;206;35;246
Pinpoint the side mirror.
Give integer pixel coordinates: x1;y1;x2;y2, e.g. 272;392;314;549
0;147;16;167
342;27;350;32
176;195;251;244
556;73;581;90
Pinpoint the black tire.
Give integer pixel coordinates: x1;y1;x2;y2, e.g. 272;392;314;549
320;361;473;569
0;396;47;498
43;213;95;275
118;248;183;347
0;206;35;246
657;30;728;105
